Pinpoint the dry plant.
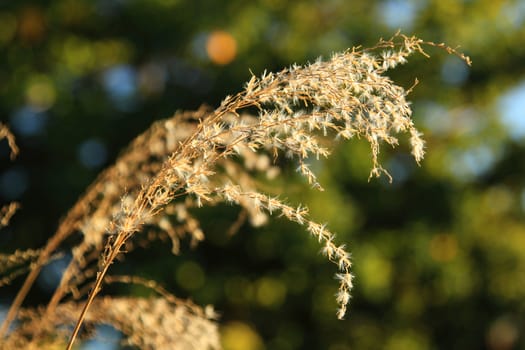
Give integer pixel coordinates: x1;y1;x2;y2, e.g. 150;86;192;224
0;33;470;349
0;123;20;230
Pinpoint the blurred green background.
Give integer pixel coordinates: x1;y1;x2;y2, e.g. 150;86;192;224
1;0;524;349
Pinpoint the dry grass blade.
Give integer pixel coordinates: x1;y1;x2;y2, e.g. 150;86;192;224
0;123;19;161
0;125;20;229
0;249;41;287
0;202;20;229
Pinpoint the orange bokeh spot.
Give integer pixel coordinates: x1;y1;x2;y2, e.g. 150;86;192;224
18;6;46;44
206;30;237;65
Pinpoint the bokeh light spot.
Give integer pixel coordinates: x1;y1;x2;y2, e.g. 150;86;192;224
502;1;525;28
385;329;430;350
486;316;519;350
10;106;47;136
18;6;46;44
62;36;96;75
377;0;419;30
387;154;414;185
206;31;237;65
441;56;469;86
221;321;265;350
94;39;134;68
255;277;286;308
448;145;499;180
102;65;137;98
37;254;71;294
26;75;56;111
396;288;424;317
356;246;392;301
77;138;108;169
0;167;29;200
102;64;138;111
175;261;205;291
191;32;209;61
498;80;525;141
420;102;452;135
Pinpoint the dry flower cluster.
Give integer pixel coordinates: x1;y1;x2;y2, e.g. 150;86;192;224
0;34;469;349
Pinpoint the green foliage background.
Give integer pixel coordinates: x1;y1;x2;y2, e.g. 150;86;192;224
1;0;524;349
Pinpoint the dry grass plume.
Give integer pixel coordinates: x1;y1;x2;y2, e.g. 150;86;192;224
0;33;469;349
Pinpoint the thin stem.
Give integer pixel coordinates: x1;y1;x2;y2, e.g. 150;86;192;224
65;235;124;350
